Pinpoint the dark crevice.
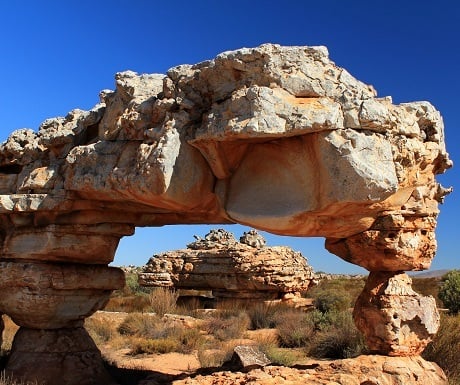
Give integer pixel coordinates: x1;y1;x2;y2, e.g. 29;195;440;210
83;123;100;144
0;164;23;174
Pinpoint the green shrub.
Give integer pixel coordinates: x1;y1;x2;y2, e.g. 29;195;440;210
307;277;365;312
307;311;367;359
423;313;460;384
438;270;460;314
311;290;351;313
247;302;286;330
263;346;298;366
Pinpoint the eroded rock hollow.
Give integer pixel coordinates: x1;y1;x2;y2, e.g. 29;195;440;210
0;44;452;384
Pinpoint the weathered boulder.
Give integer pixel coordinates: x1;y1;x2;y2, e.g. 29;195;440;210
226;345;272;371
353;272;440;356
139;229;315;301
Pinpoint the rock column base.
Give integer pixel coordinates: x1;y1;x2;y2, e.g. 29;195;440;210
5;327;118;385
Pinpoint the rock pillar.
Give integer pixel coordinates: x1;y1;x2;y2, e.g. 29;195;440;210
0;223;134;385
326;213;441;356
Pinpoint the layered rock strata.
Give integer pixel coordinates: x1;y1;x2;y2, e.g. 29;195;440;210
0;44;452;384
138;229;315;302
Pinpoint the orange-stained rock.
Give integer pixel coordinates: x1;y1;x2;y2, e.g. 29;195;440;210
0;44;452;384
160;355;447;385
6;328;117;385
353;272;440;356
326;214;437;271
139;229;315;301
0;261;124;329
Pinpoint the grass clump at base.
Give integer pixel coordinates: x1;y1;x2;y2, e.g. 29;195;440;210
129;337;179;355
306;311;367;359
423;313;460;384
204;309;250;341
85;317;118;344
0;372;41;385
275;308;315;348
117;313;160;337
246;302;287;330
148;287;179;316
116;312;205;355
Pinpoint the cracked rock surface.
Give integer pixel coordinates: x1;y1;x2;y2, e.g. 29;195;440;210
0;44;452;384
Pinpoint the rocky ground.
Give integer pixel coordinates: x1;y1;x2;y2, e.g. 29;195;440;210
87;311;447;385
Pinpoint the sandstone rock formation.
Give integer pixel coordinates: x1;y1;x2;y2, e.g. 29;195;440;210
0;44;452;384
138;229;315;302
166;355;447;385
353;272;440;356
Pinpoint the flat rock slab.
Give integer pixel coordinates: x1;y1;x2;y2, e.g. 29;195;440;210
167;355;447;385
227;345;272;371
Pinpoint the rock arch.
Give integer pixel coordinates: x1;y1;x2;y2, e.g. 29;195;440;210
0;44;452;384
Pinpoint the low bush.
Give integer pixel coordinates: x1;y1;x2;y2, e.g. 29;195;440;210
117;313;160;337
263;346;299;366
307;311;367;359
307;278;365;311
204;311;250;341
85;317;117;343
148;287;179;316
438;270;460;314
247;302;287;330
275;309;314;348
117;312;205;356
197;342;237;368
129;337;179;355
423;313;460;384
171;327;204;354
104;294;151;313
312;291;350;313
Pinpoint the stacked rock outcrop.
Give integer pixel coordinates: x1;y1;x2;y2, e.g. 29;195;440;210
0;44;451;384
138;229;315;302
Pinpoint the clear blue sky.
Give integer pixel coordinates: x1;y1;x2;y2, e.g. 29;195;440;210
0;1;458;273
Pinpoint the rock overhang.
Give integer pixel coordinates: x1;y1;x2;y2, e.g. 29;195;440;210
0;43;451;242
0;43;453;385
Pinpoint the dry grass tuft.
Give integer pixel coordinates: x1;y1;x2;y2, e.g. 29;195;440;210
0;372;41;385
204;311;250;341
148;288;179;316
423;313;460;384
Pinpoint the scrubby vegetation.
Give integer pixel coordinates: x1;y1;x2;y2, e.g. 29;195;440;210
423;313;460;384
1;273;459;384
0;375;40;385
438;270;460;314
